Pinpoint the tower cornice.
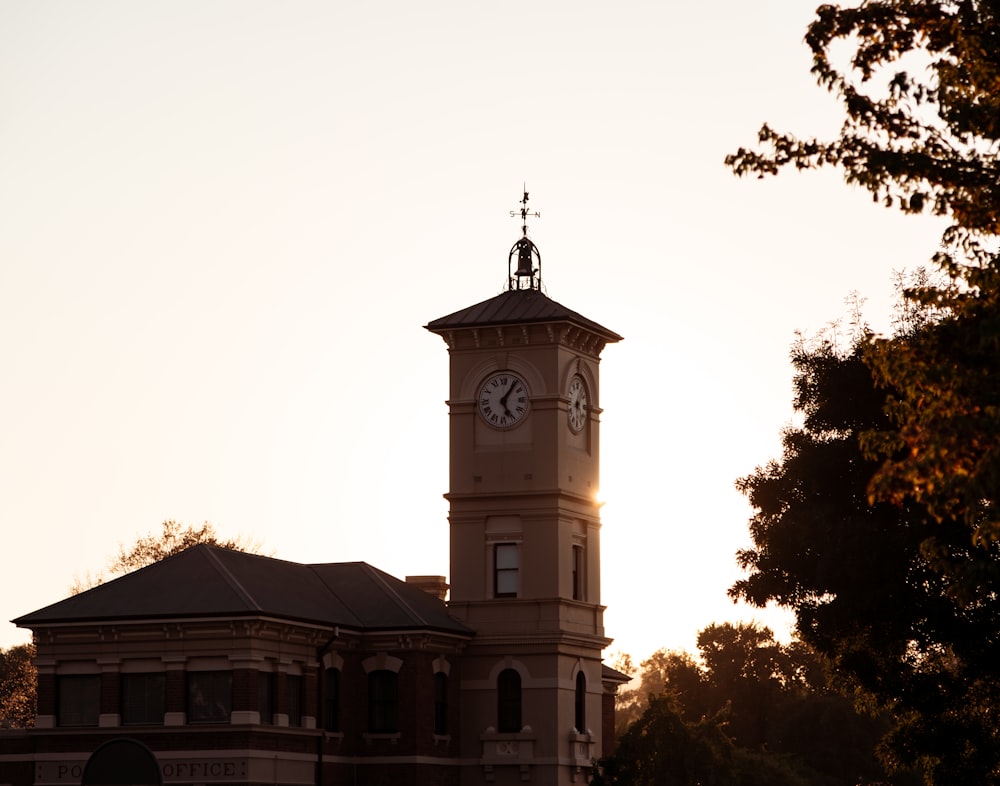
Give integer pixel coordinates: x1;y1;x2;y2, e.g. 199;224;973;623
426;289;622;346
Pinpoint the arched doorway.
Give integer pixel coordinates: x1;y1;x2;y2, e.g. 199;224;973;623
81;738;162;786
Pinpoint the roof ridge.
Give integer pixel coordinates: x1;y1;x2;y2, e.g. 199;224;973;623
361;564;434;627
306;564;365;627
200;546;263;612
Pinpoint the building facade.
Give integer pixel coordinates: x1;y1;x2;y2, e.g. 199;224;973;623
0;209;627;786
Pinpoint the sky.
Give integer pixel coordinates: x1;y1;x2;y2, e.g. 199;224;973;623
0;1;948;664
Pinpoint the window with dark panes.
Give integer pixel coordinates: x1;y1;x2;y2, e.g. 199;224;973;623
497;668;521;733
575;671;586;732
324;668;340;732
121;673;165;725
57;675;100;727
433;672;448;735
494;542;519;598
572;545;584;600
286;674;302;727
257;671;273;725
187;671;232;723
367;670;398;733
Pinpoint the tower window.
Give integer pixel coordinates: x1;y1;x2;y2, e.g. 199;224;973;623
433;672;448;735
575;671;586;732
495;543;519;597
497;669;522;733
368;670;398;733
572;545;584;600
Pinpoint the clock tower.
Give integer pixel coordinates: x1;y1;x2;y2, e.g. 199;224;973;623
426;193;622;785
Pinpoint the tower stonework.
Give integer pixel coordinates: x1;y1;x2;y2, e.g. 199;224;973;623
426;226;622;785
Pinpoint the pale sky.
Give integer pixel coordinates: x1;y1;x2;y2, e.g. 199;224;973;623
0;1;946;664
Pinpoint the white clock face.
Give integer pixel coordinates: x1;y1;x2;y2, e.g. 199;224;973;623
567;374;588;433
478;372;529;429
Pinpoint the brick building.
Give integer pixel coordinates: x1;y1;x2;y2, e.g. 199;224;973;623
1;211;629;786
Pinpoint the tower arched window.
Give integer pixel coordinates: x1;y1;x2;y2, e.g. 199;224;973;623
497;669;522;733
575;671;586;732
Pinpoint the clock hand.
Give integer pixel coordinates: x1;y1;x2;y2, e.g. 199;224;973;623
499;379;519;414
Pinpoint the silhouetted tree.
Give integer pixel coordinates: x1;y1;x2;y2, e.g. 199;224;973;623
71;519;263;593
726;0;1000;568
602;623;897;785
593;692;814;786
727;0;1000;244
734;329;1000;783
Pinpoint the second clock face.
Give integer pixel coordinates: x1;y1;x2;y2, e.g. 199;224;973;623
478;372;529;429
567;374;588;433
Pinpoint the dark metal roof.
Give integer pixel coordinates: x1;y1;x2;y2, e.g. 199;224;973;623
13;545;472;635
426;289;622;342
602;663;632;685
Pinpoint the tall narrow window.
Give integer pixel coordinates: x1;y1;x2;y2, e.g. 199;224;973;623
368;670;398;733
495;543;519;598
258;671;273;725
187;671;232;723
57;675;100;727
575;672;586;732
433;672;448;735
572;545;583;600
497;669;522;733
286;674;303;727
324;668;340;732
121;673;165;725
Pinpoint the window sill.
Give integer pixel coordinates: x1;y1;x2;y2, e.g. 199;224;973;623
362;732;401;744
481;728;536;741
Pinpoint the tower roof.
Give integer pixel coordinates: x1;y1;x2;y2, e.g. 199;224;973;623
425;288;622;343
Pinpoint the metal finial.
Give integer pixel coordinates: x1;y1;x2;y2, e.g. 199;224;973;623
507;185;542;291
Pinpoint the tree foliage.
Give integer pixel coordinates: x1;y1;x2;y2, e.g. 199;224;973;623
602;623;897;786
727;0;1000;538
594;693;814;786
71;520;263;594
726;0;1000;243
864;264;1000;536
733;331;1000;783
0;644;36;729
726;7;1000;776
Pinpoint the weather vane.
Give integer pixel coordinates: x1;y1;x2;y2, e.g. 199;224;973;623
507;186;542;291
509;186;541;237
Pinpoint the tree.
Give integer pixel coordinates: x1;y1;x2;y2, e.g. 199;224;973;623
726;6;1000;777
71;520;263;593
602;623;896;785
726;0;1000;535
593;693;815;786
733;331;1000;783
864;264;1000;536
726;0;1000;242
0;644;36;728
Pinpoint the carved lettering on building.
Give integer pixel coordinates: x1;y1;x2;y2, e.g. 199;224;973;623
36;758;248;784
